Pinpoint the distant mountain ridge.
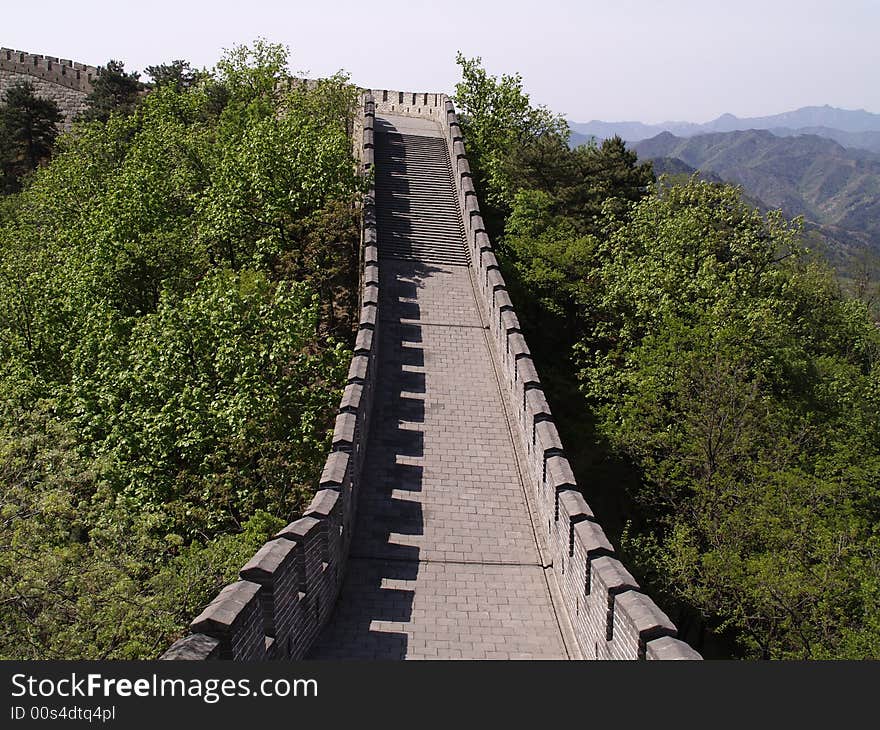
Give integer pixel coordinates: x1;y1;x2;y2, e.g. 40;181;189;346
763;126;880;154
570;105;880;152
632;129;880;271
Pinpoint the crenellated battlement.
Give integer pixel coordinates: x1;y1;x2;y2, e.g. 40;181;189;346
434;93;701;660
370;88;445;120
0;47;98;124
0;47;97;93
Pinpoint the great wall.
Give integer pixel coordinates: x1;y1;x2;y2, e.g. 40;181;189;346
1;49;701;660
163;91;702;661
0;48;98;125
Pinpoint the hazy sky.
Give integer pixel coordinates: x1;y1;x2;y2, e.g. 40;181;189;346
4;0;878;123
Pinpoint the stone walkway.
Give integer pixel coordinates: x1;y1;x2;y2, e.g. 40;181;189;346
308;116;567;659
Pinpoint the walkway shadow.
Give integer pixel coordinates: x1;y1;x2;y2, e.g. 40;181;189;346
311;259;451;659
374;117;417;261
310;116;459;659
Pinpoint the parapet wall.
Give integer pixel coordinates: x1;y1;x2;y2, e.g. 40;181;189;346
0;48;97;124
426;93;702;660
0;48;97;92
372;88;445;121
161;93;380;660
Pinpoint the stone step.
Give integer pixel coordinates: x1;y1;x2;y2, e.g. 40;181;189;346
373;123;468;268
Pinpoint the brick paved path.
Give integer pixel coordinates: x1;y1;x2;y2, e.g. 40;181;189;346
309;115;568;659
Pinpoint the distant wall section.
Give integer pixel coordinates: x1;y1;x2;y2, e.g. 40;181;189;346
0;48;97;125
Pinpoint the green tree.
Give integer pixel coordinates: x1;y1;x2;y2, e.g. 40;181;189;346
0;41;362;658
452;54;653;355
508;135;653;230
0;82;62;192
145;59;204;91
452;52;567;235
81;59;143;122
501;136;654;347
576;179;880;658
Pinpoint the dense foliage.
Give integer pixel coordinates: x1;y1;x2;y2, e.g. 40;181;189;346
456;56;880;659
80;59;143;122
579;183;880;659
0;41;364;658
452;53;567;236
0;82;63;193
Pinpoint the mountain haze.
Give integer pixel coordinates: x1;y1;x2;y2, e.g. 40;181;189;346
703;105;880;133
570;105;880;153
633;129;880;269
765;126;880;154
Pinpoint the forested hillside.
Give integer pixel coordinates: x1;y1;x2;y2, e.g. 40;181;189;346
634;130;880;235
634;129;880;284
2;40;877;662
766;126;880;155
0;42;364;658
455;57;880;659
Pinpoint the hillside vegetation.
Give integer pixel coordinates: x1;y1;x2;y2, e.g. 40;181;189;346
766;126;880;155
0;42;364;658
456;57;880;659
634;130;880;279
634;130;880;233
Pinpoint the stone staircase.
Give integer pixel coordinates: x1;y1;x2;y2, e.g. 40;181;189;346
374;118;469;266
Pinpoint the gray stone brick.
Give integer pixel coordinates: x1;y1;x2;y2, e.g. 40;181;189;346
160;634;221;660
646;636;703;660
